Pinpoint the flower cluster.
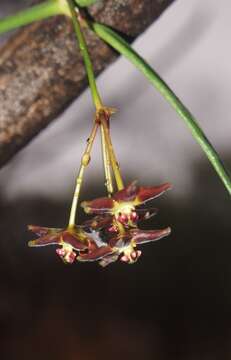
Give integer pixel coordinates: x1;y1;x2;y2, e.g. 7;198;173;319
28;105;171;267
28;181;171;267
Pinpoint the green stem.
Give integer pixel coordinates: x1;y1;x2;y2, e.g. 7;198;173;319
100;115;124;191
66;2;125;191
68;122;99;227
74;0;98;7
66;0;102;110
100;124;114;195
0;0;68;35
92;22;231;195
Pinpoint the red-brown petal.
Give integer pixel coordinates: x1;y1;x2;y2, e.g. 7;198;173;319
81;197;114;214
131;227;171;244
28;225;62;237
78;245;114;262
62;231;88;250
28;233;61;247
87;240;99;252
108;233;131;248
137;183;172;204
82;215;113;230
113;181;138;202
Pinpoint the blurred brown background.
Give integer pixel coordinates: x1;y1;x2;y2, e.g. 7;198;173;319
0;0;231;359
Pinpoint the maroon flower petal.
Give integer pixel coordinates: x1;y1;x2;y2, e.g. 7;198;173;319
131;227;171;244
136;183;172;204
78;244;114;262
82;215;113;231
62;231;88;251
108;233;131;248
28;233;61;247
113;181;138;202
28;226;89;250
28;225;62;237
81;197;114;214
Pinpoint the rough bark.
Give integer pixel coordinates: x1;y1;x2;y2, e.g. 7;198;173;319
0;0;175;168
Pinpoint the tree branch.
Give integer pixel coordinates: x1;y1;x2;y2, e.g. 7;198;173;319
0;0;175;168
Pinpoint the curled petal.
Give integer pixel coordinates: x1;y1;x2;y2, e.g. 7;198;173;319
113;181;138;202
78;244;114;262
131;227;171;244
81;197;114;214
136;183;172;204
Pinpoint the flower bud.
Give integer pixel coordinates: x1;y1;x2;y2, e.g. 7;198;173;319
82;153;90;166
119;214;128;224
121;255;129;263
130;211;138;222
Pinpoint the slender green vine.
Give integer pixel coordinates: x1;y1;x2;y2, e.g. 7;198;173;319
65;0;102;110
74;0;98;6
0;0;69;35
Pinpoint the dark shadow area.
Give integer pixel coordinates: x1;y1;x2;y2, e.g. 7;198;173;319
0;154;230;360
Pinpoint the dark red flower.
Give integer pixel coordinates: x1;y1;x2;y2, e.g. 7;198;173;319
81;207;158;234
28;225;89;264
78;226;171;267
81;181;171;227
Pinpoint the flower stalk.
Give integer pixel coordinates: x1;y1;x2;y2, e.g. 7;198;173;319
68;122;99;228
65;0;102;110
65;1;124;193
98;110;124;191
100;125;114;196
74;0;99;7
